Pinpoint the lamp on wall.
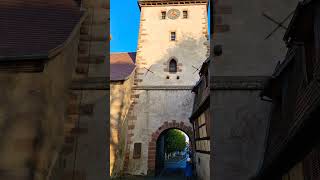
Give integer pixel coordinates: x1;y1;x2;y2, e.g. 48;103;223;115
213;44;222;57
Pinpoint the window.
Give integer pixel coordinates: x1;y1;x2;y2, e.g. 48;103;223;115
161;11;166;19
169;59;177;73
170;32;176;41
133;143;142;159
183;10;188;18
194;113;210;153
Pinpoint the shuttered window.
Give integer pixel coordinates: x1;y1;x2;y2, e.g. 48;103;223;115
194;112;210;154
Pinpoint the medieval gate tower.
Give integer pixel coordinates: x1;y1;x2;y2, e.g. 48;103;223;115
124;0;209;176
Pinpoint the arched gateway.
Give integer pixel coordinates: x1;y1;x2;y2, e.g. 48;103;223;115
147;120;193;175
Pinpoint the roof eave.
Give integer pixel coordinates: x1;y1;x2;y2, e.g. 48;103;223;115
110;66;136;82
48;11;88;59
0;10;86;64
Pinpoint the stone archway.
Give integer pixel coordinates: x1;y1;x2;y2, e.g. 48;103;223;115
147;120;193;175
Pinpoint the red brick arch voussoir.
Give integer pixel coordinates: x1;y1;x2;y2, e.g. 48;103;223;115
147;120;193;172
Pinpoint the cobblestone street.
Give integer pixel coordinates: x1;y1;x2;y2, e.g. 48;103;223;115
114;157;197;180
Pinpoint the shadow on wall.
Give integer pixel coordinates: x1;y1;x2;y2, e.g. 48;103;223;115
165;35;209;61
139;34;209;81
110;81;132;177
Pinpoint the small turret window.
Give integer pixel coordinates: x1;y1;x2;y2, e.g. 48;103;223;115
169;59;177;73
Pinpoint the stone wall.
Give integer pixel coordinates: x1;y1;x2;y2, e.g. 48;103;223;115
110;73;135;177
62;90;108;180
135;3;209;87
210;90;271;179
0;1;108;180
0;26;80;180
212;0;299;76
61;0;109;180
194;153;210;180
125;90;194;175
209;0;299;179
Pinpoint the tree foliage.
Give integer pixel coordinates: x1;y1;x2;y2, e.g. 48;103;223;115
164;129;187;153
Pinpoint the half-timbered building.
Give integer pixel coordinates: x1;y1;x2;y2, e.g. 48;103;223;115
256;0;320;179
190;58;210;180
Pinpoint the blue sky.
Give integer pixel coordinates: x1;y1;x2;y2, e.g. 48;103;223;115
110;0;140;52
111;1;210;53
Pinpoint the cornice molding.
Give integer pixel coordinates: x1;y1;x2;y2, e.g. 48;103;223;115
133;85;193;90
210;76;270;90
70;77;109;90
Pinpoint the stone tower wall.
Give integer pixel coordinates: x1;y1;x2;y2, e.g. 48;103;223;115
124;1;209;176
136;3;209;86
61;0;109;180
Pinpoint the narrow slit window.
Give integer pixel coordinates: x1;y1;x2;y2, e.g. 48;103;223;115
161;11;166;19
169;59;177;73
183;10;188;18
170;32;176;41
133;143;142;159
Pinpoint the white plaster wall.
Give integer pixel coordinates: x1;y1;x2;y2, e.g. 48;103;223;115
137;4;209;86
128;90;194;175
194;153;210;180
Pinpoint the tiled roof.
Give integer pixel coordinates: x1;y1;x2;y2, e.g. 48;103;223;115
0;0;82;60
110;52;136;81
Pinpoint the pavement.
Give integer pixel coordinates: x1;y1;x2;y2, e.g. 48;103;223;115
113;156;196;180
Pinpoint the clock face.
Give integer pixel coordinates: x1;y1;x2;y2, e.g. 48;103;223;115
167;9;180;20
